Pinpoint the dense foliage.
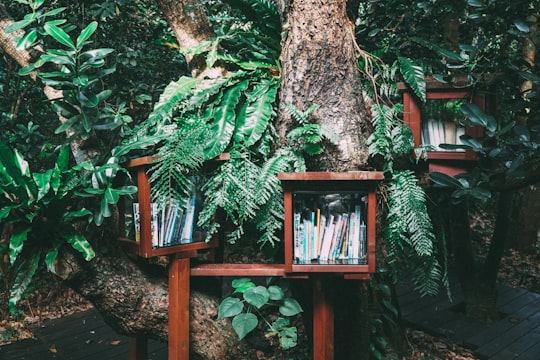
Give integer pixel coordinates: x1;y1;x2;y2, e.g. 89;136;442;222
1;0;539;357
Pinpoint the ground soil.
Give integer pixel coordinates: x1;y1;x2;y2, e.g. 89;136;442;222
1;208;539;359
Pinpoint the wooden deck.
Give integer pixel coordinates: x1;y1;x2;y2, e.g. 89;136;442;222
1;281;539;359
0;309;166;360
396;279;540;359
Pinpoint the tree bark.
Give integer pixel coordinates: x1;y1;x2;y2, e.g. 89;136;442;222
155;0;226;79
277;0;370;172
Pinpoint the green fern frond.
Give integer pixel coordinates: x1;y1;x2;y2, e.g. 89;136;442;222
385;170;439;290
397;57;426;102
149;124;207;206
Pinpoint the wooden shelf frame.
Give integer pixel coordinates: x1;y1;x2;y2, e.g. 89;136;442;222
398;79;486;162
279;171;384;277
118;156;218;258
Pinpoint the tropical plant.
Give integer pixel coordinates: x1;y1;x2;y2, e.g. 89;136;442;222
218;277;303;350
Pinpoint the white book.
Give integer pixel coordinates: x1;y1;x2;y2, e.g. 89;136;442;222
347;212;356;259
359;222;367;260
319;215;335;262
352;205;362;259
151;203;159;248
180;196;196;244
317;214;327;258
293;212;302;260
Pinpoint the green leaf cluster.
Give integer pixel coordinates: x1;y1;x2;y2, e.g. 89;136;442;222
0;142;93;314
217;277;302;349
385;170;442;296
9;4;118;140
367;103;413;173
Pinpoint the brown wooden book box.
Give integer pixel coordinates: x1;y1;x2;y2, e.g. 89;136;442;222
398;77;490;176
119;163;384;360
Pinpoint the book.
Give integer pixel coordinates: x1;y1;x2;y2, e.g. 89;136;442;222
319;215;335;262
180;196;196;244
133;203;141;243
151;203;159;248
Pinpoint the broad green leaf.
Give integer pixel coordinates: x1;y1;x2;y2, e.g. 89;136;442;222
10;228;31;265
205;80;250;159
232;313;258;340
218;297;244;319
244;286;270;309
16;29;38;50
240;79;278;147
460;103;497;133
429;171;464;189
4;18;35;34
232;277;252;288
80;48;115;60
466;187;492;200
42;7;67;17
32;170;52;201
100;198;112;217
268;285;285;300
0;142;36;200
45;242;62;273
114;185;138;195
514;20;529;33
467;0;486;8
63;208;92;221
104;187;120;204
44;23;75;49
76;21;98;49
398;57;426;102
459;135;483;151
279;298;303;316
9;251;40;315
64;233;95;261
234;281;256;293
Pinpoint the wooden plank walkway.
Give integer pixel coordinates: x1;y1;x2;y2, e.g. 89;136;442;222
0;308;166;360
396;279;540;359
1;281;539;360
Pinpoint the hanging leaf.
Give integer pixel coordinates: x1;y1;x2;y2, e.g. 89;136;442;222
232;313;258;340
429;171;464;189
279;298;303;316
244;286;270;309
218;297;244;319
398;57;426;102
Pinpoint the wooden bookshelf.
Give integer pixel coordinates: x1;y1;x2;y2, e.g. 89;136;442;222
118;156;218;258
398;78;487;172
279;171;383;277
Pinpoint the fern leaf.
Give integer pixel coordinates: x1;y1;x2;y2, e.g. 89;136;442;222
205;80;250;159
397;57;426;102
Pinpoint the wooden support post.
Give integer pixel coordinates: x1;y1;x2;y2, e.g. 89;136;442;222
128;335;148;360
168;257;191;360
312;277;334;360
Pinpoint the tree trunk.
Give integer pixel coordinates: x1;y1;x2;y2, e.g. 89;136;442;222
449;191;513;324
278;0;370;172
277;1;372;358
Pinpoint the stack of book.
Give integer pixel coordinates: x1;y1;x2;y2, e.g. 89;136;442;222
421;118;465;151
293;194;367;265
132;196;203;248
